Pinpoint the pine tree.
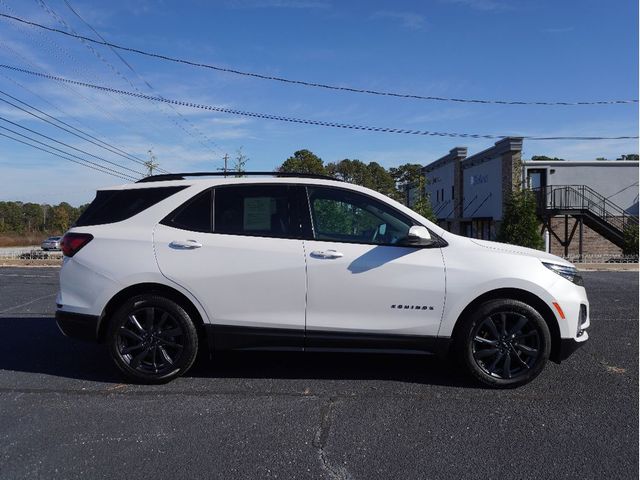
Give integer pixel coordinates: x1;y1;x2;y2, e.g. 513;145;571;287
497;190;543;249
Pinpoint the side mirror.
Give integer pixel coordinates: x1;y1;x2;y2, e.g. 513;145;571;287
406;226;434;246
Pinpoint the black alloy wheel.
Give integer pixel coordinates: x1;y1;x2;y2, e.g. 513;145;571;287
472;312;541;379
108;295;198;384
456;299;551;388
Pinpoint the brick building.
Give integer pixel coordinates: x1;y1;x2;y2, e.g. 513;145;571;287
419;137;639;257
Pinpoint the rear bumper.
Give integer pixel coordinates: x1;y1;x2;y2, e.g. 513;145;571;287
55;310;100;342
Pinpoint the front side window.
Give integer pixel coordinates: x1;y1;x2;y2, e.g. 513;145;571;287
307;187;413;246
213;185;299;238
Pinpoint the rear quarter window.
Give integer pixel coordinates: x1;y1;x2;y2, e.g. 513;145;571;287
160;189;213;233
74;186;187;227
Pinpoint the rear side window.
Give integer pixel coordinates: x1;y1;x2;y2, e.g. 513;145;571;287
161;189;213;232
213;185;300;238
74;186;187;227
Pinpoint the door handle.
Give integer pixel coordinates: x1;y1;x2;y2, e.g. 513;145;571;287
169;239;202;249
310;249;344;259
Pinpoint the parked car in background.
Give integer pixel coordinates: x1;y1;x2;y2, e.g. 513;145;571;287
41;236;62;251
55;172;589;387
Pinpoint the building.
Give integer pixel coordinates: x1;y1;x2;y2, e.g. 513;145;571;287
420;137;639;257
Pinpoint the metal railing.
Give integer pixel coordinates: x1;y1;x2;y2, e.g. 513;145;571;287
533;185;638;234
0;248;63;261
562;253;638;264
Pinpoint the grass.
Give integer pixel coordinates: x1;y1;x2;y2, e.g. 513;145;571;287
0;232;59;248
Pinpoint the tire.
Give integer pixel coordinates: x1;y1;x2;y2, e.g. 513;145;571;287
107;294;199;384
455;299;551;388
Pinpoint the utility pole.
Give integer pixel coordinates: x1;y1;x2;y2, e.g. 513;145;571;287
217;153;229;176
144;149;159;177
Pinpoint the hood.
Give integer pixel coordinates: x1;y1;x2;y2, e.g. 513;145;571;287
469;238;573;266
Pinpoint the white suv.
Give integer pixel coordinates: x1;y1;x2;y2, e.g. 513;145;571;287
56;172;589;387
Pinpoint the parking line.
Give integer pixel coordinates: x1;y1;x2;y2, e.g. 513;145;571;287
0;293;56;314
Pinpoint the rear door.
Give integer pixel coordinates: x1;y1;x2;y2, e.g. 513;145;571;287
153;184;307;350
302;186;446;347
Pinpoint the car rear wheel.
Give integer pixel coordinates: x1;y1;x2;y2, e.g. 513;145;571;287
456;299;551;388
107;295;198;384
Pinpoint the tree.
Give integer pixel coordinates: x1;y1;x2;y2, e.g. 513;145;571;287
279;149;326;175
366;162;396;197
52;205;70;233
233;147;249;176
22;203;42;232
617;154;639;161
623;223;639;256
0;201;23;233
388;163;436;221
325;159;396;197
411;176;436;222
497;190;544;250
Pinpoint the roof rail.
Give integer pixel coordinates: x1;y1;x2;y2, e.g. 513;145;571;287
136;171;340;183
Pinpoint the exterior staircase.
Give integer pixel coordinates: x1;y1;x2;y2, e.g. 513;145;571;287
533;185;638;249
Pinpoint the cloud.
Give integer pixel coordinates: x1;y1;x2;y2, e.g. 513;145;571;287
371;11;427;30
440;0;511;12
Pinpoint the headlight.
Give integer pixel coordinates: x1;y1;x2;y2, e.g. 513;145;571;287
542;262;584;286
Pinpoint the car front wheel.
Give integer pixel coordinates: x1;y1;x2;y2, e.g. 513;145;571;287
107;294;199;384
456;299;551;388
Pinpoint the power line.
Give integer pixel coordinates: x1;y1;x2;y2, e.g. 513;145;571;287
0;72;161;171
0;12;637;107
2;64;637;141
0;131;133;181
0;122;137;180
0;127;136;181
36;0;224;158
0;89;168;173
0;8;173;164
0;113;145;175
62;0;227;158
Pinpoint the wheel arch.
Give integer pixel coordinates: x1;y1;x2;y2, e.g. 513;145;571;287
449;288;562;363
98;282;207;346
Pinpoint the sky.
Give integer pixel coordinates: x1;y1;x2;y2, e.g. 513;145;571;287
0;0;638;205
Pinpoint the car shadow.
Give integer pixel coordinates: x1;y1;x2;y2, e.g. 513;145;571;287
347;246;415;274
0;316;477;388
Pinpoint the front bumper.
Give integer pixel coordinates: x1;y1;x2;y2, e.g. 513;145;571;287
55;310;100;342
553;334;589;363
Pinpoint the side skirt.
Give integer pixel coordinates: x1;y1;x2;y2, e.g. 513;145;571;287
205;324;450;357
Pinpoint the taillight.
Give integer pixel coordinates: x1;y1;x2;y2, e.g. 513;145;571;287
61;233;93;257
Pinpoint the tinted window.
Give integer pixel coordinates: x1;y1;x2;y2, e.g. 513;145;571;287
162;189;213;232
75;186;187;227
307;187;413;245
214;185;299;238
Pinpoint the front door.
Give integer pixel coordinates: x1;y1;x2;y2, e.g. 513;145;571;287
302;186;446;348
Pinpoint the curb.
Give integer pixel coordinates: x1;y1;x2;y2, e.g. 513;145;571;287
577;263;639;272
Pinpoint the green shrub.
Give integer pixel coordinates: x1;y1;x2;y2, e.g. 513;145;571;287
497;190;544;250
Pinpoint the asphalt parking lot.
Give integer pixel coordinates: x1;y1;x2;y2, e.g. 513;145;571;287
0;267;637;479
